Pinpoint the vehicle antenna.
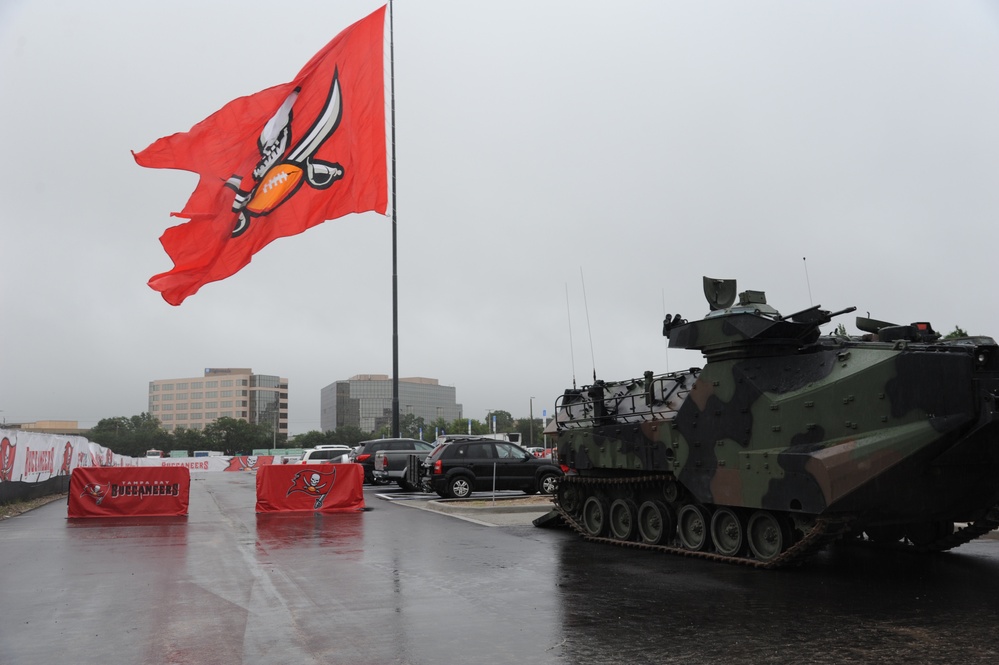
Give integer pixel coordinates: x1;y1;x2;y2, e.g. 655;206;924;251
662;287;670;372
803;256;814;306
565;283;577;390
580;268;597;382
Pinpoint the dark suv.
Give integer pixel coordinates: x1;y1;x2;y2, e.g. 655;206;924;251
350;438;431;484
420;438;563;499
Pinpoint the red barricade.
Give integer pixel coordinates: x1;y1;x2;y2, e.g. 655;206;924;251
255;463;365;513
68;466;191;518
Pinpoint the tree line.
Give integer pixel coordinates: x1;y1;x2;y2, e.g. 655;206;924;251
87;409;550;458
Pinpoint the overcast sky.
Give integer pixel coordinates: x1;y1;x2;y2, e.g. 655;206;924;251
3;1;999;435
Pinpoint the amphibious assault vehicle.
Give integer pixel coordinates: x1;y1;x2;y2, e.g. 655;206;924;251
544;277;999;567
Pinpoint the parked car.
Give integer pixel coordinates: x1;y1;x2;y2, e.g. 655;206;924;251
419;438;563;499
350;438;432;484
372;441;436;490
526;447;545;457
299;445;352;464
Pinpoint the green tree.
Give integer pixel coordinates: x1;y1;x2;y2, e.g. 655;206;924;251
484;409;514;433
375;413;427;440
292;430;338;449
944;326;969;339
514;417;544;449
427;417;449;439
202;417;270;455
88;413;171;457
171;427;206;455
328;425;370;446
444;418;489;436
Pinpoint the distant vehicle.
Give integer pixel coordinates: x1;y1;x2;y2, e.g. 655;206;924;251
526;447;545;458
372;440;436;490
145;449;164;458
299;446;352;464
419;438;563;499
193;451;223;457
433;432;523;446
351;438;431;484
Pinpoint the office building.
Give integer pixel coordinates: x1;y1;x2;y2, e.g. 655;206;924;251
320;374;462;433
148;368;287;433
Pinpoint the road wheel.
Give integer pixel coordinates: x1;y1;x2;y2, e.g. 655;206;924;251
557;481;584;516
609;499;639;541
747;511;791;562
677;503;711;551
710;507;744;556
447;476;472;499
538;473;559;496
581;496;609;536
637;500;674;545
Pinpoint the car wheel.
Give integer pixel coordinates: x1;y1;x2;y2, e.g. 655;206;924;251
538;472;559;495
447;476;472;499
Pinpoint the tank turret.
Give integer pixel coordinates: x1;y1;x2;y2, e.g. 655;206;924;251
663;277;857;360
542;277;999;568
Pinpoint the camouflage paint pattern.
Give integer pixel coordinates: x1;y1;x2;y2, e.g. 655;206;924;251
555;280;999;528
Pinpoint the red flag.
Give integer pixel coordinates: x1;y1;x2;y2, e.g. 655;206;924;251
134;5;389;305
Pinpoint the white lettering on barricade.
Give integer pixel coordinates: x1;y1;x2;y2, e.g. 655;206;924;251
68;467;191;518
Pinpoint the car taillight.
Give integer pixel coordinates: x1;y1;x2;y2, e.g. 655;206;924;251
357;453;371;462
378;456;387;470
434;459;442;475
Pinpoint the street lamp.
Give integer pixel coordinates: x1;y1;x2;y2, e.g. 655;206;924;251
529;397;535;448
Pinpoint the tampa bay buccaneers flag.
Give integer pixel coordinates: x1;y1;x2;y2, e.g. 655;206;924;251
134;5;389;305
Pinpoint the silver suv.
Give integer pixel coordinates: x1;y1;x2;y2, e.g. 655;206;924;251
299;445;352;464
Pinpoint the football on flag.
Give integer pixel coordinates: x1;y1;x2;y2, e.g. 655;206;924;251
246;163;305;215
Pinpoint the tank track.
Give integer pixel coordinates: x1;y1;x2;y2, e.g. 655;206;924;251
913;503;999;553
553;475;852;569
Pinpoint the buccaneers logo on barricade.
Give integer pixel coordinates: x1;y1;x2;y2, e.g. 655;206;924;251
225;456;261;472
287;468;337;510
60;442;74;476
0;437;14;482
81;483;109;505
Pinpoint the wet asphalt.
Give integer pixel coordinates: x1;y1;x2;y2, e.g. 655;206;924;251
1;472;998;664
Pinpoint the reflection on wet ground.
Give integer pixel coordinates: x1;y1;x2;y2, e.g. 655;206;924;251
554;532;999;664
2;473;998;664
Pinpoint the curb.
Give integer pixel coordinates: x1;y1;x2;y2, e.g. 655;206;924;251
425;497;555;515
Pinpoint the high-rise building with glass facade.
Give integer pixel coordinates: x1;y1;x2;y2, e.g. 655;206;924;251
148;367;288;434
320;374;462;433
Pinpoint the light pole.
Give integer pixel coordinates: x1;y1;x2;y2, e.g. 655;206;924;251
529;397;535;448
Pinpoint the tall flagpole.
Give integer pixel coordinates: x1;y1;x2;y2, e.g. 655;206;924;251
390;0;400;438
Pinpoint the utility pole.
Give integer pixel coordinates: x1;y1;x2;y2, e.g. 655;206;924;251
529;397;535;448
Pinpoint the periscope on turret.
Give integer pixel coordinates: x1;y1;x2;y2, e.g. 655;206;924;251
541;277;999;568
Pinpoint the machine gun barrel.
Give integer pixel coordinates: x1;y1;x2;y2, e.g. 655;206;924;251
782;304;857;326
